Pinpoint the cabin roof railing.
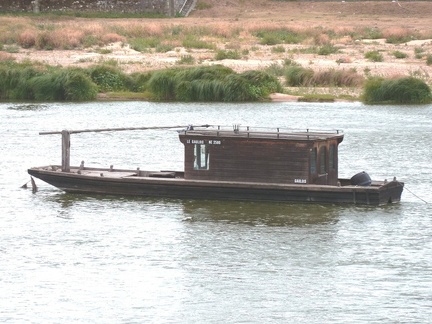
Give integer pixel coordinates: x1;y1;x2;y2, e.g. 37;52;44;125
180;125;343;141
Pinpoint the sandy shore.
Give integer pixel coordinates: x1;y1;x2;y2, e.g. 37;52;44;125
11;38;432;77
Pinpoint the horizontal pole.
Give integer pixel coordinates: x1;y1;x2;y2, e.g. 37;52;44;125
38;125;208;135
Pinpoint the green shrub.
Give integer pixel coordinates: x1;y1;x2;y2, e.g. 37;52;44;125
61;69;98;101
285;66;314;86
318;44;339;56
215;50;241;60
362;77;431;104
89;65;134;92
363;27;383;40
393;50;408;59
386;35;412;44
4;45;20;53
130;72;152;92
264;62;285;77
426;54;432;66
271;45;285;53
365;50;384;62
240;70;283;95
155;43;175;53
0;62;97;101
82;35;99;48
130;37;160;52
35;32;54;50
255;29;303;45
414;47;424;59
177;55;195;65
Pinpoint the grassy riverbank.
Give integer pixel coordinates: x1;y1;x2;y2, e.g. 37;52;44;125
1;1;432;102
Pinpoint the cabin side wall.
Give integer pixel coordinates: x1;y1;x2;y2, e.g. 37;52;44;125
180;136;313;184
309;139;340;185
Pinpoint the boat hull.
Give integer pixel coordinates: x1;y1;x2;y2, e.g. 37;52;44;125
28;166;404;205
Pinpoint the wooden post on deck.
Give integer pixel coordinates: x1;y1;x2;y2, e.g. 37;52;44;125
61;130;71;172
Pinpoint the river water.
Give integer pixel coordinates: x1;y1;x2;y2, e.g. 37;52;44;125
1;101;431;323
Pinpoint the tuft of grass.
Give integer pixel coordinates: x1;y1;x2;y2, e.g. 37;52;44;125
393;50;408;59
255;29;304;45
94;48;112;54
383;27;414;44
130;37;160;52
285;66;314;86
17;30;37;48
155;43;174;53
182;35;215;50
177;55;195;65
264;62;286;77
4;45;20;53
362;27;383;40
298;94;335;102
364;50;384;62
317;44;339;56
414;47;425;59
285;65;363;87
271;45;285;53
215;50;241;60
311;69;364;87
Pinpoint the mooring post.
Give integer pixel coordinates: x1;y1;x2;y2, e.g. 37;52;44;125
61;130;71;172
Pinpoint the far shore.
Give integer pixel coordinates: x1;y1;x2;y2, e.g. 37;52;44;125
1;1;432;101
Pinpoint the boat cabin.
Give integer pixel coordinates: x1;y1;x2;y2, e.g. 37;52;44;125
178;125;344;185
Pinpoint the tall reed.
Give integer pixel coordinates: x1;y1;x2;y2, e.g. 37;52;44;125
362;77;431;104
148;65;281;102
0;62;98;101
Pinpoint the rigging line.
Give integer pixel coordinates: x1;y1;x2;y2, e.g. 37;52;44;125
404;186;429;204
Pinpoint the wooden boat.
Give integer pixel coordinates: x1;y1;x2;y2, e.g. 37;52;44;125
27;125;404;205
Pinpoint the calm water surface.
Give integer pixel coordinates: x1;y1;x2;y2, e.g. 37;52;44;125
1;101;431;323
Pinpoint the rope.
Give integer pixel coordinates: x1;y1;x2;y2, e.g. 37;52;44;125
405;186;429;204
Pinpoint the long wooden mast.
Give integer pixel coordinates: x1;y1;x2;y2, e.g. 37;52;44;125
39;125;200;172
39;125;193;135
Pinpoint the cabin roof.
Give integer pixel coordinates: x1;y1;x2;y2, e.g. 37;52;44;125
179;125;344;142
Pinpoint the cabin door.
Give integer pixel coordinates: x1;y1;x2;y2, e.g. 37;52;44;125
310;146;329;185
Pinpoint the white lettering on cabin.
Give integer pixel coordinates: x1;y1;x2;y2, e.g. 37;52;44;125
188;140;204;144
186;139;221;145
294;179;307;184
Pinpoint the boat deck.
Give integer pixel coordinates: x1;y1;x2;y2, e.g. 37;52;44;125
37;165;388;188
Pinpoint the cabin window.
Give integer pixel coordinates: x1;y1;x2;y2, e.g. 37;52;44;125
329;144;336;170
194;144;209;170
319;146;327;174
310;148;317;174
